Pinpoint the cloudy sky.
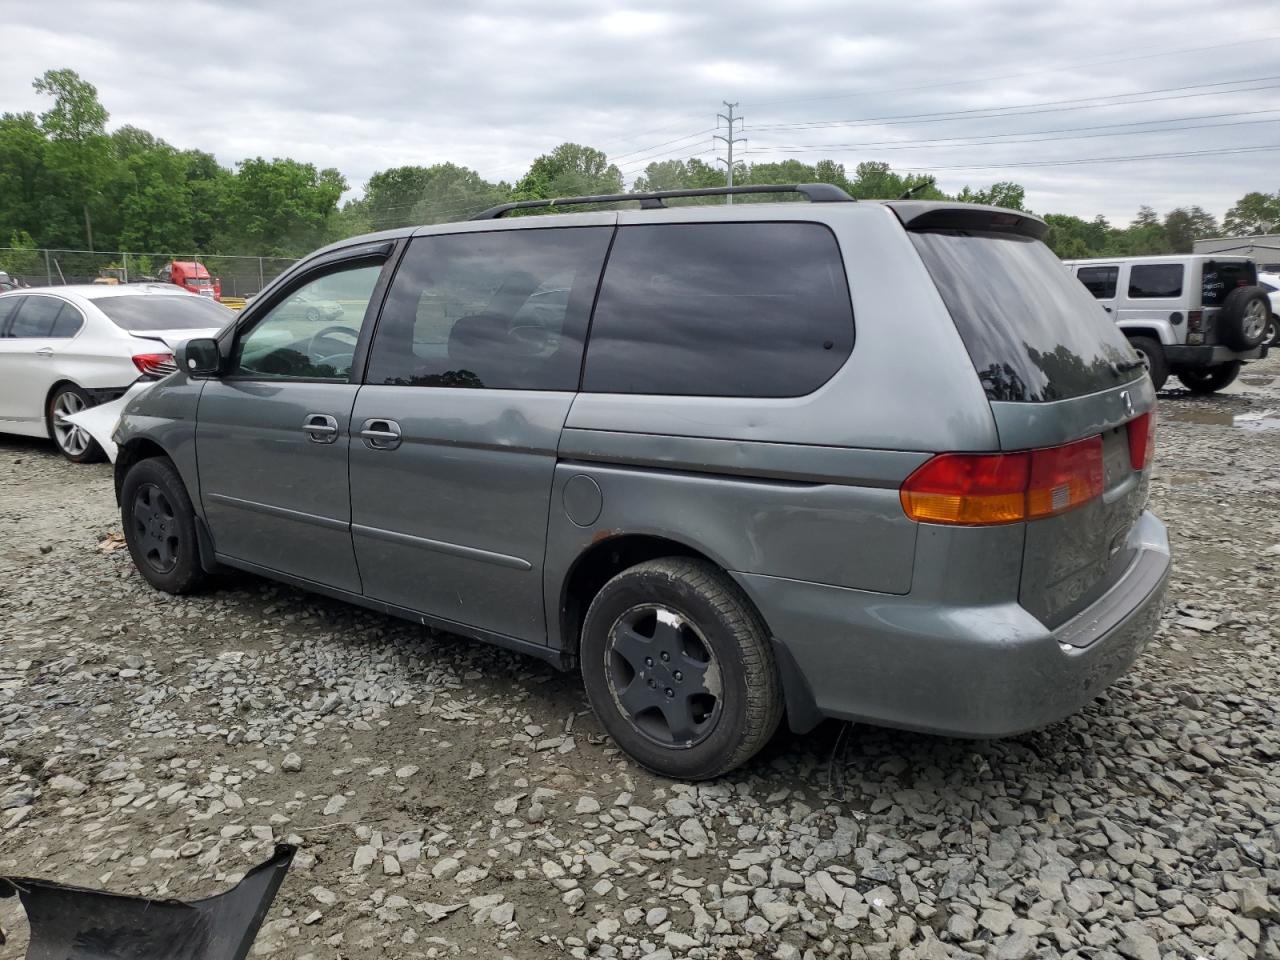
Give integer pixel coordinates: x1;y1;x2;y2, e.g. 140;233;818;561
3;0;1278;224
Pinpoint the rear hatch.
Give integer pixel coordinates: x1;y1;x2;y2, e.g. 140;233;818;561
898;204;1155;628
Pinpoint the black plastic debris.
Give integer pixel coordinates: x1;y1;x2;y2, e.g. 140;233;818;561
0;843;295;960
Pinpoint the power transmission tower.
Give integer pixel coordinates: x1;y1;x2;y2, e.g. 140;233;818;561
715;102;746;204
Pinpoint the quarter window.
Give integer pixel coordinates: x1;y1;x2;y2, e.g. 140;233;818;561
365;227;613;391
1076;266;1118;300
7;295;82;338
582;222;854;397
229;263;382;380
1128;264;1184;299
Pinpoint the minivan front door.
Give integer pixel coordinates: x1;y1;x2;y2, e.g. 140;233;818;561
197;258;390;593
348;222;614;643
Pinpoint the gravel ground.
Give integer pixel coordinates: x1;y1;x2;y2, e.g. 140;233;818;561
2;359;1279;960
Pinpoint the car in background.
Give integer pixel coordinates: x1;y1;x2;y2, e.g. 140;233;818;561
0;284;233;462
0;271;23;293
1257;271;1280;345
1065;255;1270;393
157;260;222;301
270;287;345;323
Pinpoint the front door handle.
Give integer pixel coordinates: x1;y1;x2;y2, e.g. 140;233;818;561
302;413;339;444
359;418;402;450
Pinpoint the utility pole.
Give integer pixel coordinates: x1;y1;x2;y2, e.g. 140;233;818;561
715;101;746;204
84;204;93;252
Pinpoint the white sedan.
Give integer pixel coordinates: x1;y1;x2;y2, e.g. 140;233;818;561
1257;272;1280;346
0;284;233;462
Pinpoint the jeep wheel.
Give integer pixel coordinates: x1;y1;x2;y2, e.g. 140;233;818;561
120;456;207;594
580;557;782;780
1179;361;1241;395
1127;336;1168;391
1218;286;1271;350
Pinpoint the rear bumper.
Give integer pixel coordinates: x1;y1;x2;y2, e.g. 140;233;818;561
735;510;1170;738
1164;343;1266;365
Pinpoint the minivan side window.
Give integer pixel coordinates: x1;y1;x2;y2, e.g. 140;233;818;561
6;295;83;338
582;222;854;397
365;227;612;391
1076;266;1118;300
1128;264;1183;299
229;263;383;381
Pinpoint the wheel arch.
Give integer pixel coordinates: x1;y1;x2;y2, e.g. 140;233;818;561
556;532;822;735
115;436;219;574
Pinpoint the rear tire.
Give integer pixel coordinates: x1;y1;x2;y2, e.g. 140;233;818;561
47;383;105;464
1127;336;1168;391
1267;312;1279;347
120;456;207;594
580;557;782;780
1179;361;1241;395
1218;286;1270;350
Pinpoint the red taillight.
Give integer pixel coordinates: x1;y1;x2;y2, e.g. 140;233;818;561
1187;310;1203;333
132;353;174;377
901;436;1105;526
1126;410;1156;471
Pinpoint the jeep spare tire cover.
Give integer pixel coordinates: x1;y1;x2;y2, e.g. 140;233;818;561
1217;285;1271;350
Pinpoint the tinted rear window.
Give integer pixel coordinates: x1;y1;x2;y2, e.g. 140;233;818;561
1076;265;1118;299
95;295;233;331
0;296;21;333
1200;260;1257;306
582;222;854;397
910;230;1138;403
1128;264;1183;299
8;295;71;338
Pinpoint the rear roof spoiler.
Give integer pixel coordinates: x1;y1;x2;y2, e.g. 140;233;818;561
886;201;1048;241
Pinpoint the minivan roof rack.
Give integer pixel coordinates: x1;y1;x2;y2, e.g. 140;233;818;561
470;183;854;220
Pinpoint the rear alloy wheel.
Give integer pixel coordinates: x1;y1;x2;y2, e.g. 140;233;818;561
47;384;105;464
121;456;207;594
1127;336;1168;391
1180;361;1241;395
581;557;782;780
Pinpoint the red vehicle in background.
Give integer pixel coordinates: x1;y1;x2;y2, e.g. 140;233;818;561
157;261;221;301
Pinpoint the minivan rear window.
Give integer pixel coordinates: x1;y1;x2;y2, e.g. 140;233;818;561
910;230;1138;403
582;222;854;397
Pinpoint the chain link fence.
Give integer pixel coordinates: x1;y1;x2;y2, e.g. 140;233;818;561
0;248;298;299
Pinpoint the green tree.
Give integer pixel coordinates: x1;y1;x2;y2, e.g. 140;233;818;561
221;157;346;256
362;162;507;229
513;143;622;201
33;68;114;249
632;158;725;193
956;181;1026;210
1162;206;1217;253
0;229;41;277
1222;191;1280;237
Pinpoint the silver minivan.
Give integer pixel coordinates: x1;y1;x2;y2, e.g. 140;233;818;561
112;185;1170;779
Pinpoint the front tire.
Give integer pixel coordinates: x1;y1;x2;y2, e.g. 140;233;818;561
47;384;105;463
1127;336;1168;391
1179;361;1241;395
120;456;207;594
580;557;782;780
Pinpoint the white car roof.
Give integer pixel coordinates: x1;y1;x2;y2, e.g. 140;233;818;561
4;283;200;300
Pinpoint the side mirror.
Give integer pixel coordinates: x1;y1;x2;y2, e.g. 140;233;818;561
178;337;221;376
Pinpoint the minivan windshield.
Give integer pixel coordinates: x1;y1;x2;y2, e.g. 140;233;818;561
95;294;233;332
911;230;1140;403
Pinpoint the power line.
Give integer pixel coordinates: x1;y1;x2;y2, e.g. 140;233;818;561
759;113;1280;154
752;35;1280;108
746;75;1280;132
608;128;716;163
888;143;1280;174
